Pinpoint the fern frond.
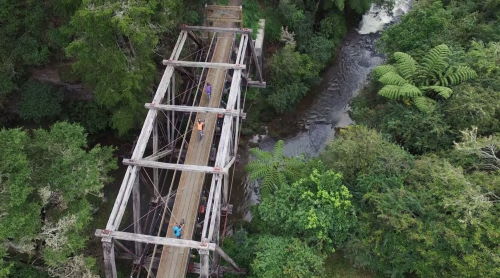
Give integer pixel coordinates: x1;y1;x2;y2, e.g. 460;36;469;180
379;84;421;99
399;84;422;98
372;65;396;79
378;85;402;99
393;52;417;80
422;86;453;99
379;72;408;86
420;44;451;81
445;65;477;86
272;140;285;161
413;96;436;113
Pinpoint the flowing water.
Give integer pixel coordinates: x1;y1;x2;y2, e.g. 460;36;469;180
233;0;413;222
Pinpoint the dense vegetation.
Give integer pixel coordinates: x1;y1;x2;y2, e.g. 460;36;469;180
226;0;499;277
1;0;498;277
1;0;202;135
0;122;116;277
0;0;200;276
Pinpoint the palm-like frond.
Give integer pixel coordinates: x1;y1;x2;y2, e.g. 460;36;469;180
419;44;451;82
422;86;453;99
379;72;408;86
379;83;422;100
445;65;477;86
378;85;401;99
372;65;397;79
400;84;422;98
413;96;436;113
246;140;289;192
393;52;417;80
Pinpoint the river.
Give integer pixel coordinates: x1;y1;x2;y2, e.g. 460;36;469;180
231;0;412;222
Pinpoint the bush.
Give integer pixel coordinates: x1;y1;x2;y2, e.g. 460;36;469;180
19;81;63;122
266;45;319;112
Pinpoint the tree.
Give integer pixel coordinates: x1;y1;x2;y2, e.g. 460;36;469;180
372;44;476;112
257;166;354;250
321;125;413;188
347;156;499;277
265;44;319;112
66;0;158;135
0;122;116;275
250;235;325;278
19;81;63;122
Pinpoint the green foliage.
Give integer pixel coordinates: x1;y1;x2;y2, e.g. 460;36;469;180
373;44;476;112
443;85;499;135
301;35;335;68
379;0;452;54
257;166;354;250
250;235;325;278
221;229;255;270
0;128;40;244
66;0;159;135
0;122;116;273
246;140;306;194
19;81;63;122
266;45;319;112
348;156;499;277
321;125;413;188
319;11;347;44
63;100;110;134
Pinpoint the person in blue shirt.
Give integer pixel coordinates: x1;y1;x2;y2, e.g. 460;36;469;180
173;222;183;239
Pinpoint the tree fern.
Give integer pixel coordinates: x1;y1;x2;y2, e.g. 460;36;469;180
246;140;300;194
379;72;408;86
413;96;436;113
378;85;402;99
445;65;477;86
372;65;397;79
422;86;453;99
419;44;450;83
393;52;417;80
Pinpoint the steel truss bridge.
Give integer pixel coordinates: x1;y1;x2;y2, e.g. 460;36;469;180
96;3;265;278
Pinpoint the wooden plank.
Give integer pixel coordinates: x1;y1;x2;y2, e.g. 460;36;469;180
96;230;216;251
207;17;242;23
206;5;242;10
145;103;245;118
162;60;245;70
181;25;251;34
123;159;228;174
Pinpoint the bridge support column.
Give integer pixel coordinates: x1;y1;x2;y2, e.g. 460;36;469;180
102;239;117;278
199;249;210;278
132;177;143;257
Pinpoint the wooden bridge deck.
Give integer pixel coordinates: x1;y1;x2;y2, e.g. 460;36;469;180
156;3;241;277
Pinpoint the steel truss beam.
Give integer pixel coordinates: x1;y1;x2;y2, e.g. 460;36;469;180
145;103;246;118
122;159;229;174
163;60;246;70
181;25;251;34
96;230;216;251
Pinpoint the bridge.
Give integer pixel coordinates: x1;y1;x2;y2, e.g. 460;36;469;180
96;2;265;277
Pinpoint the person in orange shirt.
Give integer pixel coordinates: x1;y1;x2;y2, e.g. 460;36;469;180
196;119;205;140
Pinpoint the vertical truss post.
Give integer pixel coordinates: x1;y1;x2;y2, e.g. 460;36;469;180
102;239;117;278
132;177;143;256
153;120;159;195
171;73;176;144
199;250;210;278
